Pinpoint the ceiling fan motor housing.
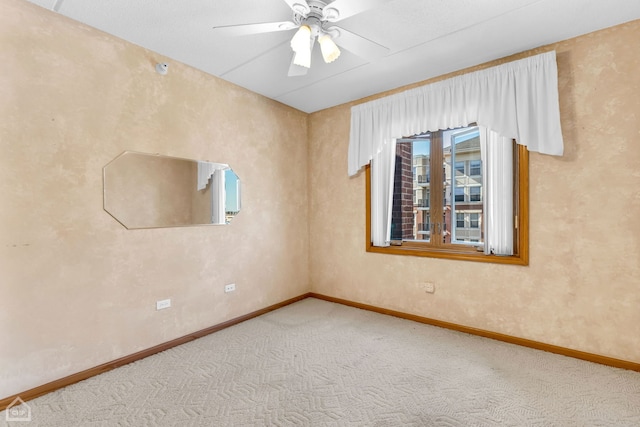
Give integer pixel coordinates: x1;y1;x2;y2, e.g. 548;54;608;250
293;0;337;35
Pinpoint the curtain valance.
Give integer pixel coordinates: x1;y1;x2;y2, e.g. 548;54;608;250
348;51;563;176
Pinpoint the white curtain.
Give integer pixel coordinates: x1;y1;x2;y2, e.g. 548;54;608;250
349;51;563;248
370;138;397;247
480;127;513;255
211;169;226;225
197;161;229;225
348;51;563;177
197;161;216;191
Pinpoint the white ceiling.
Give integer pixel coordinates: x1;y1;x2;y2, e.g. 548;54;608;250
26;0;640;113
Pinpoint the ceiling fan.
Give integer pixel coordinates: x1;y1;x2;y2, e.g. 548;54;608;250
212;0;390;76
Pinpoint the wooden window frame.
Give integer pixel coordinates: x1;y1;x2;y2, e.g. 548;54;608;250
365;143;529;265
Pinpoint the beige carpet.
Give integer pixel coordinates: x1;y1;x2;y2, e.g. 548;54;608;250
3;298;640;426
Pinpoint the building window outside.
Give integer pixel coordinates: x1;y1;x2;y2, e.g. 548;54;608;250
455;161;465;175
470;160;482;176
470;213;480;228
470;186;481;202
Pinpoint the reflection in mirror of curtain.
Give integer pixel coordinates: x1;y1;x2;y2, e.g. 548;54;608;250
103;151;241;229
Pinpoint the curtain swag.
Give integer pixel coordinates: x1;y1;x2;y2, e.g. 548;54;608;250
348;51;564;176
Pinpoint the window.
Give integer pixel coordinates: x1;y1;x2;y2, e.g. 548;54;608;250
418;213;431;235
421;191;429;207
470;213;479;228
469;186;481;202
366;124;529;265
470;160;482;176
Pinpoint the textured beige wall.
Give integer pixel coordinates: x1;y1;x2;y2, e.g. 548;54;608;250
309;21;640;363
0;0;308;398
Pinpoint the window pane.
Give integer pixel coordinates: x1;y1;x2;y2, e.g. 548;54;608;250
470;186;481;202
390;126;484;247
470;212;479;228
470;160;481;176
391;138;431;242
413;138;431;241
444;126;484;246
454;187;465;202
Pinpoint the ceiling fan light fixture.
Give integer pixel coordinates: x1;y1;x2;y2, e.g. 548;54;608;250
319;34;341;63
293;46;312;68
290;25;312;53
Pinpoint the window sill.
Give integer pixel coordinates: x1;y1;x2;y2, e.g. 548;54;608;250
365;243;528;265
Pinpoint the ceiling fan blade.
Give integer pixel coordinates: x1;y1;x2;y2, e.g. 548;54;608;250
328;26;389;60
288;54;309;77
322;0;389;22
282;0;311;16
212;21;297;37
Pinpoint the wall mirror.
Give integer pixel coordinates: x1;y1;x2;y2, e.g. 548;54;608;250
103;151;241;229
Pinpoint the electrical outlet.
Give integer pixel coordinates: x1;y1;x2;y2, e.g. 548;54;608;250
156;299;171;310
422;282;436;294
224;283;236;293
